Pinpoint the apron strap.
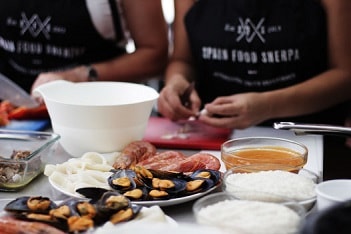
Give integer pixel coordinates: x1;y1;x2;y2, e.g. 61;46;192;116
108;0;123;41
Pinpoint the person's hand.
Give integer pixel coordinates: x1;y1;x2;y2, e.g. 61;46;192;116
198;92;271;129
31;72;64;92
30;66;89;94
157;82;201;121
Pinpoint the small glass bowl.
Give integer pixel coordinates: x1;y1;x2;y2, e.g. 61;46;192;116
221;137;308;171
0;129;60;191
222;164;319;211
193;192;305;234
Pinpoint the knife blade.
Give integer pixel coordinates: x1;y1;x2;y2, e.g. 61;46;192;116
0;73;39;108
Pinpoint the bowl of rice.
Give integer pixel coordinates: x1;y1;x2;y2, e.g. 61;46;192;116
222;164;319;211
193;192;305;234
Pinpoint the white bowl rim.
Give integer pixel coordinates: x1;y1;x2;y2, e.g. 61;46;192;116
315;179;351;202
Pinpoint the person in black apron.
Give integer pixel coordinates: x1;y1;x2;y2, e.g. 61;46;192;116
157;0;351;128
0;0;168;94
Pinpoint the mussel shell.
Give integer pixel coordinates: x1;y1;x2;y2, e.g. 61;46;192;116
183;178;215;195
122;186;148;201
190;169;221;185
176;169;221;196
143;177;187;196
94;190;131;225
95;191;131;213
131;203;142;218
148;169;187;180
5;196;57;214
76;187;111;203
56;197;93;217
108;169;137;191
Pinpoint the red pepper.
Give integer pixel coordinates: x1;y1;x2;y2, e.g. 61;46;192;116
8;104;49;120
0;111;9;126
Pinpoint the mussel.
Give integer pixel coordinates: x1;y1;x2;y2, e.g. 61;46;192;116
122;187;148;201
4;193;143;233
95;191;129;211
145;177;187;198
132;166;187;199
81;167;222;203
108;169;139;191
5;196;57;214
184;169;222;194
109;204;142;224
191;169;221;181
76;187;111;203
49;198;96;232
4;196;63;230
53;198;96;219
93;190;141;225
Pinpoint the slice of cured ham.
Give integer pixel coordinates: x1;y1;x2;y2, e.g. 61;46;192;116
136;151;186;171
136;151;220;172
113;141;221;172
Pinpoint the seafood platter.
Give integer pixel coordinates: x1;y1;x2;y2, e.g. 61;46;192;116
0;140;223;233
45;140;223;205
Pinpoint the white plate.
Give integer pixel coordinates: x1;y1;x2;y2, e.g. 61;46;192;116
49;176;220;207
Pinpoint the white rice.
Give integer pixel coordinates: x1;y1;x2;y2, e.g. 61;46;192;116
197;199;301;234
225;170;316;202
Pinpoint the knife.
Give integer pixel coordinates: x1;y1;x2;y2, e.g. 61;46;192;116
0;73;39;108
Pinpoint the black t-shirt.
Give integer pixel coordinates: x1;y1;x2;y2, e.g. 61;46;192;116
185;0;348;125
0;0;126;93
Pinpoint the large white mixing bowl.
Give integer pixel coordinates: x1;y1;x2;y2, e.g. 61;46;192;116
33;80;158;157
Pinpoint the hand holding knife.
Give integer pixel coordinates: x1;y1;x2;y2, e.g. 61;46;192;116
180;81;195;108
179;82;208;120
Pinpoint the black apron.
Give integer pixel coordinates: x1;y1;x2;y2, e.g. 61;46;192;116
0;0;125;93
185;0;347;125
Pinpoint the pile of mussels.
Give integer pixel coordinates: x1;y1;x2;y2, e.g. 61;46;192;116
77;166;222;202
4;192;142;233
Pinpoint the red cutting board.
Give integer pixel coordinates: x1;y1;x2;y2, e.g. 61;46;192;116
143;117;231;150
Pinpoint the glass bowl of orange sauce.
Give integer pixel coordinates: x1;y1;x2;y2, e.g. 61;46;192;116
221;137;308;172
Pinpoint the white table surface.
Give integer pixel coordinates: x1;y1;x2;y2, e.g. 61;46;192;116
0;125;323;225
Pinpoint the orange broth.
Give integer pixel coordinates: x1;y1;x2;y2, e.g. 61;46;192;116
222;146;306;171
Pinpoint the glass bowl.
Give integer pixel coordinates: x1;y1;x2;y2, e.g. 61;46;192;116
222;164;319;211
193;192;305;234
0;129;60;191
221;137;308;171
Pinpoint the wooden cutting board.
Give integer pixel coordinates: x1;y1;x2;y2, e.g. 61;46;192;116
143;117;231;150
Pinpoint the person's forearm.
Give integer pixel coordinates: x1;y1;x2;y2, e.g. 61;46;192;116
93;47;167;82
164;60;196;86
263;69;351;119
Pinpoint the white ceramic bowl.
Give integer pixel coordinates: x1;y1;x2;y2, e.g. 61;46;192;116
33;80;158;157
315;179;351;211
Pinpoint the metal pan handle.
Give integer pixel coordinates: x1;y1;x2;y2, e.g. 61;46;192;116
273;122;351;137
